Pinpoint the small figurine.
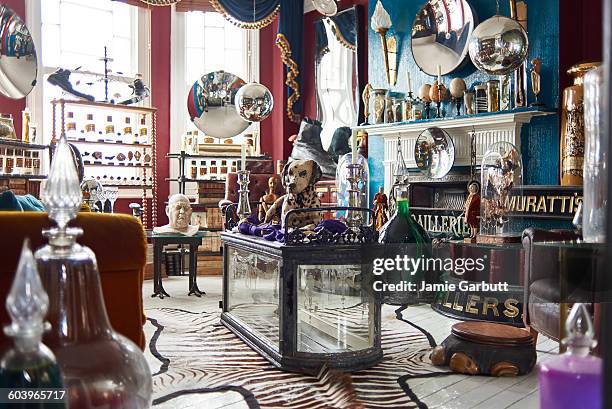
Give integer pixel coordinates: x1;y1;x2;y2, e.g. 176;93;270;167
153;193;199;236
373;186;389;231
361;83;373;125
530;58;544;106
463;182;481;242
259;176;279;222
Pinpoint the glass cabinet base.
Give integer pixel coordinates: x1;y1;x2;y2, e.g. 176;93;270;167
221;232;383;375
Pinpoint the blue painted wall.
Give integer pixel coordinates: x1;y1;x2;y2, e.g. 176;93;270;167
367;0;560;203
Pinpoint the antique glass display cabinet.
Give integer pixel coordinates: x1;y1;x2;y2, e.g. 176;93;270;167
221;230;382;374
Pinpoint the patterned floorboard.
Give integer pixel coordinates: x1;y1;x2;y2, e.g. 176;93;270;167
143;276;552;409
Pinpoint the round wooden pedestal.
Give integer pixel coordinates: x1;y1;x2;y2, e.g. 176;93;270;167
431;321;536;376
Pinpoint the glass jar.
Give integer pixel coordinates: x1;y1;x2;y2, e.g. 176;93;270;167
474;85;488;114
104;116;115;143
486;80;500;112
403;95;414;122
335;152;369;224
371;88;387;124
84;114;96;141
66;112;77;141
384;95;394;123
393;98;403;122
464;91;475;115
582;65;606;243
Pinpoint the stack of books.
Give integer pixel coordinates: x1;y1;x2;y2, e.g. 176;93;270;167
198;180;225;205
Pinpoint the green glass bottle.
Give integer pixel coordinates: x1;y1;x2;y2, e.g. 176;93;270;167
377;186;431;305
0;241;66;408
378;187;430;245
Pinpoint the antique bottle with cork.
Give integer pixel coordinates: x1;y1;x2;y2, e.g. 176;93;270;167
538;303;602;409
138;115;148;144
123;116;133;144
84;113;96;142
0;241;67;408
104;115;115;143
65;112;77;141
35;135;152;408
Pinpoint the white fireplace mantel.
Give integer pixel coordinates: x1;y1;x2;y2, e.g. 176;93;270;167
354;109;554;192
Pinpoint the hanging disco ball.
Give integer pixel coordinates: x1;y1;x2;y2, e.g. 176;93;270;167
468;15;529;76
235;82;274;122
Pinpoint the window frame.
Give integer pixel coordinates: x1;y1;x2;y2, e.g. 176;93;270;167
26;0;151;149
170;9;259;196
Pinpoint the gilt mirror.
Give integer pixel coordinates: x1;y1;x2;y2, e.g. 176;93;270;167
187;70;249;140
411;0;476;76
0;4;38;99
315;6;361;149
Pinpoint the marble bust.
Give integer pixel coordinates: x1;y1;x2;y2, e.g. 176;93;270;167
153;193;199;236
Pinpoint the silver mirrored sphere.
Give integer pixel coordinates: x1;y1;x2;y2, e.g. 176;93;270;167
414;127;455;179
0;5;38;99
235;82;274;122
187;71;249;140
468;16;529;76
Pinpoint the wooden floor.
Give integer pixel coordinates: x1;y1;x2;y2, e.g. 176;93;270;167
144;276;555;409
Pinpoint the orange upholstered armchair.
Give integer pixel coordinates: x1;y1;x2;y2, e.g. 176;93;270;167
0;212;147;351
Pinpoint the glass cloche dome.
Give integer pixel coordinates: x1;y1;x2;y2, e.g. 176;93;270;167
480;141;523;238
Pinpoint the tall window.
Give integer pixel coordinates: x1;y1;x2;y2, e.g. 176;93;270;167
34;0;145;142
184;12;247;86
169;10;258;195
181;11;255;134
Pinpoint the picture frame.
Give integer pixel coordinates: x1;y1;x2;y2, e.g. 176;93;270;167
191;211;207;229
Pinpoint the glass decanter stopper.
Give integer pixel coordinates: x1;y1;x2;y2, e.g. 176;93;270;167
539;303;603;409
36;135;152;409
0;240;67;408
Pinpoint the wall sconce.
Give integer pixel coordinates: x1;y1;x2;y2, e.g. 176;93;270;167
371;1;397;86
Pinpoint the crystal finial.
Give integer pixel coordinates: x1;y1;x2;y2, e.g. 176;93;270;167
5;240;48;339
562;303;597;356
42;136;82;230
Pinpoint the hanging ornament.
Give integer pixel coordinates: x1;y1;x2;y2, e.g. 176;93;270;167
468;1;528;75
235;82;274;122
234;0;274;123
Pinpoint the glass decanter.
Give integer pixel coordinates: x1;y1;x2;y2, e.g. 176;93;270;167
538;303;602;409
0;241;67;408
36;136;152;409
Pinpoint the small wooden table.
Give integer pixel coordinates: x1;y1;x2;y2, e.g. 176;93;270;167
147;231;206;299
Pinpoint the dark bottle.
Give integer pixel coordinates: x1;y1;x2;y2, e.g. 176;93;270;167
378;187;430;245
378;186;431;305
0;241;67;409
